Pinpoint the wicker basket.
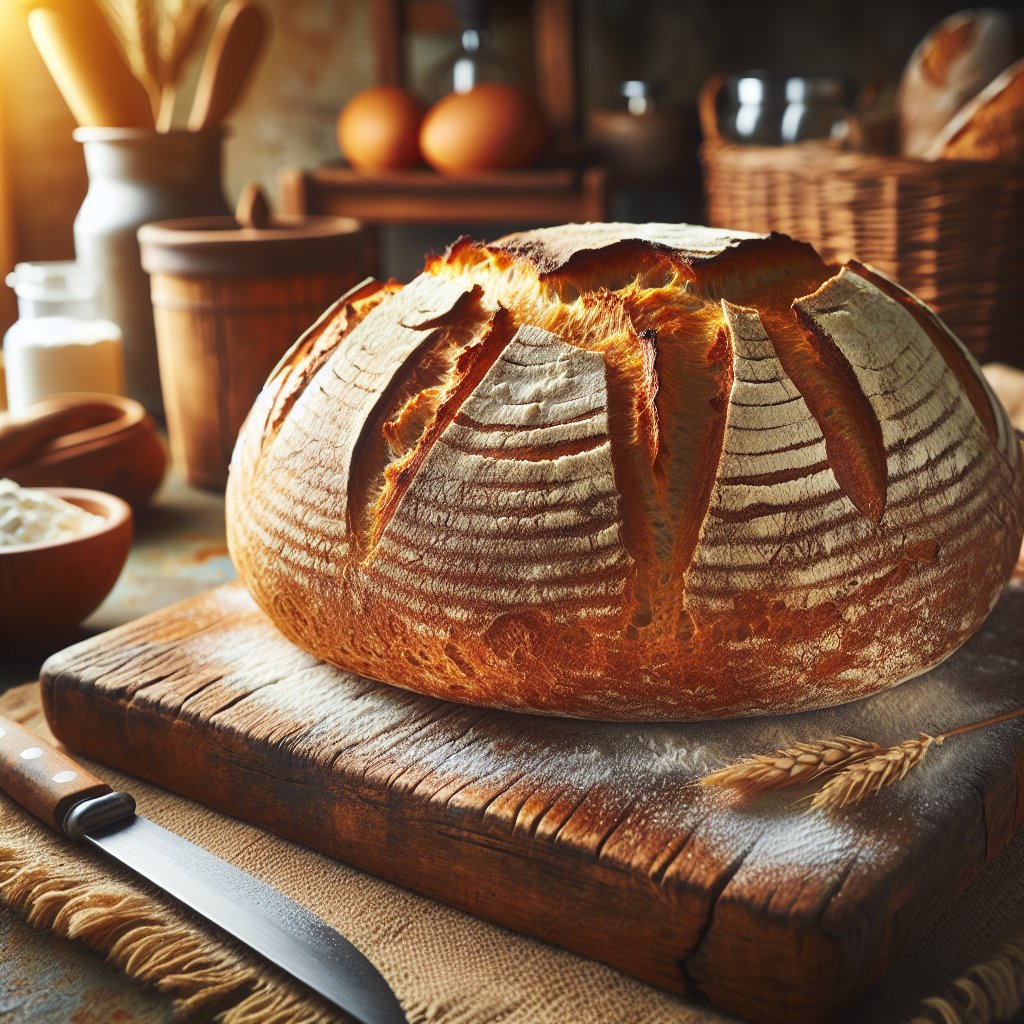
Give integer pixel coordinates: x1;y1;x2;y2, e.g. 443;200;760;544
698;75;1024;366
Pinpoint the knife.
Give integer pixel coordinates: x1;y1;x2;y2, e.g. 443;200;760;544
0;714;406;1024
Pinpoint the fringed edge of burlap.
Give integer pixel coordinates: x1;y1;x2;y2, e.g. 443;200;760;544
909;923;1024;1024
0;846;350;1023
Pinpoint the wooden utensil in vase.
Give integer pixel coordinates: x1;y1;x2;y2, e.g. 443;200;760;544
26;0;153;128
188;0;269;131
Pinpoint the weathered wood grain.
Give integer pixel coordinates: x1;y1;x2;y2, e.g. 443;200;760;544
40;580;1024;1024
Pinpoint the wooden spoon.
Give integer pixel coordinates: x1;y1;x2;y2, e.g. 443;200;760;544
26;0;153;128
0;399;122;474
0;394;166;507
188;1;269;131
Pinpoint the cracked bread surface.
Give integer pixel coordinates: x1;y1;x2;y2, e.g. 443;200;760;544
226;223;1024;720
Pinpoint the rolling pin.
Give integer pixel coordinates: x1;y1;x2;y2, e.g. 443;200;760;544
27;0;153;128
188;1;269;131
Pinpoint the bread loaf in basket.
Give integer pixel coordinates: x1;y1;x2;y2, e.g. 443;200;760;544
226;223;1024;720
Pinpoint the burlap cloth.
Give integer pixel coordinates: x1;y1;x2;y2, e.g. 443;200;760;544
0;682;1020;1024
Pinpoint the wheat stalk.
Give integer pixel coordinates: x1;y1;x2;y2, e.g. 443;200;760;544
698;735;881;792
699;706;1024;813
808;734;940;811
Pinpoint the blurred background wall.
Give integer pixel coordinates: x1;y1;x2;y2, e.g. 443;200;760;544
0;0;1017;306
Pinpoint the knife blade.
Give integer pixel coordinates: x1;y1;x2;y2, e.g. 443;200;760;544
0;713;406;1024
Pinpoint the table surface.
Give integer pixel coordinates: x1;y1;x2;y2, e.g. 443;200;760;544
0;472;235;1022
1;472;1022;1024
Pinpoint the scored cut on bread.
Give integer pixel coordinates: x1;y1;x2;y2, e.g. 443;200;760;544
226;224;1024;721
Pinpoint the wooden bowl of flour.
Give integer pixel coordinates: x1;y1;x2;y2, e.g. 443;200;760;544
0;486;132;652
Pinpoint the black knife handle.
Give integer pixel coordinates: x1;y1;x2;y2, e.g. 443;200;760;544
0;714;114;833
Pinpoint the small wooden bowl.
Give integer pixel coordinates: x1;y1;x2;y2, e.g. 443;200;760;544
0;488;132;652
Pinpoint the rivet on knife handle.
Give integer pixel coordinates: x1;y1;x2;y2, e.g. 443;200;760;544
0;714;119;833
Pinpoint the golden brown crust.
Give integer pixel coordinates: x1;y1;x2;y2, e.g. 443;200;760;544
927;57;1024;162
898;9;1017;159
226;224;1024;720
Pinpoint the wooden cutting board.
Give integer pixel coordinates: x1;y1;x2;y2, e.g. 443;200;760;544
40;581;1024;1024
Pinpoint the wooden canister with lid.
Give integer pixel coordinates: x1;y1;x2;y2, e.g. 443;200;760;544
139;186;374;489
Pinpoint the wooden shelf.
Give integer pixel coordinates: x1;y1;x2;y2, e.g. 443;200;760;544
279;165;609;226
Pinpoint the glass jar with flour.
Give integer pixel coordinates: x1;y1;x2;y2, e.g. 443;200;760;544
3;261;125;414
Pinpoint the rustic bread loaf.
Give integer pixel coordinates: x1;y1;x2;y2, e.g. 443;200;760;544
924;56;1024;161
226;224;1024;720
898;8;1017;158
